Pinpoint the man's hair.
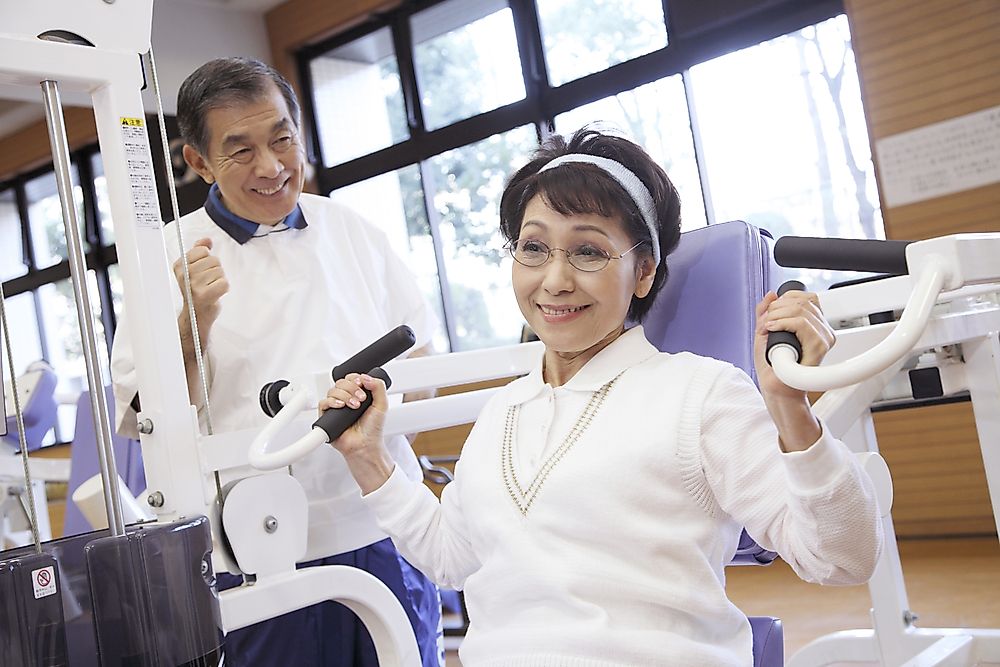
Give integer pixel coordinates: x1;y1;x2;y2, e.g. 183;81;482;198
177;57;301;154
499;127;682;322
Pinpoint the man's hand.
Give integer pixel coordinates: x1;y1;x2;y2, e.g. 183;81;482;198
175;237;229;355
174;237;228;402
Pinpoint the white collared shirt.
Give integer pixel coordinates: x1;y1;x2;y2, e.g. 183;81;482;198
111;194;436;560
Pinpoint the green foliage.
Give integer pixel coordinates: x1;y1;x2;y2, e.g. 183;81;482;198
540;0;666;86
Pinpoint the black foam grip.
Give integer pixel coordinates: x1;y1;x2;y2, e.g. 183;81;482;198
765;280;806;366
259;379;290;417
332;325;415;381
776;280;806;297
313;367;392;443
774;236;912;276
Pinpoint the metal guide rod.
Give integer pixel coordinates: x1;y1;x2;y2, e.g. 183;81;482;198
0;283;42;553
40;79;126;536
146;49;226;510
145;49;216;437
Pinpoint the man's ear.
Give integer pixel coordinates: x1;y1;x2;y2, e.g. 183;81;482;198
182;144;215;185
634;255;657;299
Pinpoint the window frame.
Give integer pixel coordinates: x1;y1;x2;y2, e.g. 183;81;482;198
299;0;845;352
302;0;844;192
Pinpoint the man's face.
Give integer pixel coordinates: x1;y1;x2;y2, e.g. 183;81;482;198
184;82;306;225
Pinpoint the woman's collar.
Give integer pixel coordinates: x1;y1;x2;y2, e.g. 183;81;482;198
504;326;658;406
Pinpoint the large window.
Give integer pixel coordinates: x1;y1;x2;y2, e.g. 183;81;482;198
0;188;27;282
0;148;118;444
537;0;668;87
554;75;707;230
309;27;409;167
26;169;86;271
300;0;882;352
425;126;538;349
329;165;450;351
687;17;880;285
411;0;526;131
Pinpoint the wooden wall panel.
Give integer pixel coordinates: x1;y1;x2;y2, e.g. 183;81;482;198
0;107;97;182
846;0;1000;191
845;0;1000;536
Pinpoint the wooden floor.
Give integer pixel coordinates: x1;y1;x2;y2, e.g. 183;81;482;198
728;536;1000;664
446;536;1000;666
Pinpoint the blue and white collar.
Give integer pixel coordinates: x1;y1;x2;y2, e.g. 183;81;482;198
203;183;307;244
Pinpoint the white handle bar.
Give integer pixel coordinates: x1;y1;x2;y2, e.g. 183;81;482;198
771;257;948;392
248;386;328;471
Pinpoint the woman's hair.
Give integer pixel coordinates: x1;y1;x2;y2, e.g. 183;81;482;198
499;127;682;322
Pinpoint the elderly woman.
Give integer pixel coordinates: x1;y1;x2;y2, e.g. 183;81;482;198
321;128;883;667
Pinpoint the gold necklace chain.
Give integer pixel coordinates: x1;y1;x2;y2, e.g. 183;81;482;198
502;374;622;517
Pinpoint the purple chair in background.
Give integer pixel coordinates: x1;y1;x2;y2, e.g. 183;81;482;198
1;361;61;548
642;219;783;667
63;386;146;537
2;361;59;452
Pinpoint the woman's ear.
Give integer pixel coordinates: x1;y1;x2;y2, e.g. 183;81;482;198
634;255;657;299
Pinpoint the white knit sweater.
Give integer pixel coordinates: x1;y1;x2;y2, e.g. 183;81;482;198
364;326;883;666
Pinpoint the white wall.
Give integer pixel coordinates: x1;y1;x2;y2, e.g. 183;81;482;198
143;0;273;115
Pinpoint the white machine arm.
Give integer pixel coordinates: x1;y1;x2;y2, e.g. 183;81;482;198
770;257;947;391
770;233;1000;392
246;340;545;471
248;385;327;470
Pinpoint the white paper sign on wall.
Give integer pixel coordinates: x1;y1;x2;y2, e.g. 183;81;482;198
875;105;1000;208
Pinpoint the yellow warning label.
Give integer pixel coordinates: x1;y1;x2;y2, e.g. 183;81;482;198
120;117;145;127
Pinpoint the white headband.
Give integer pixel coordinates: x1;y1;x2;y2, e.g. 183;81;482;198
537;153;661;266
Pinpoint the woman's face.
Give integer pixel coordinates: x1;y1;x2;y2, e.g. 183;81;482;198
512;194;656;357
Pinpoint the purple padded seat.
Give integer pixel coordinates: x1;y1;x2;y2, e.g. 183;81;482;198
63;387;146;537
751;615;784;667
3;362;58;451
642;220;783;666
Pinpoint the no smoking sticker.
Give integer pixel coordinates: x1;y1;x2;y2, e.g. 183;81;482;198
32;566;56;599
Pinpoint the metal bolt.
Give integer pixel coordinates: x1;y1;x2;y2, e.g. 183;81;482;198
903;610;919;626
263;516;278;533
200;559;210;576
147;491;165;508
137;419;154;435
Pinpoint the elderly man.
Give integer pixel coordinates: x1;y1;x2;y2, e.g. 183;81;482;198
110;57;442;667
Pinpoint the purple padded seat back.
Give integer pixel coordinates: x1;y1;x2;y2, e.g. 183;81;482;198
3;363;58;451
63;386;146;536
642;219;771;385
641;220;777;567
